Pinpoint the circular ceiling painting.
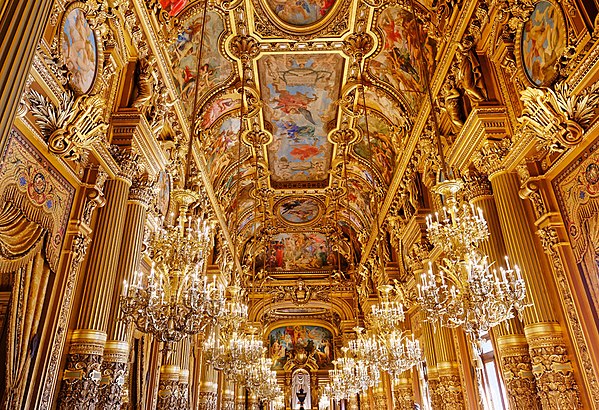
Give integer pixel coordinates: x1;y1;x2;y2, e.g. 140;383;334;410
61;7;98;94
264;0;336;26
276;197;323;225
520;0;566;87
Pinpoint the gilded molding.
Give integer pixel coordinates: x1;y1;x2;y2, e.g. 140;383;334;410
496;335;541;409
535;226;599;406
525;323;582;409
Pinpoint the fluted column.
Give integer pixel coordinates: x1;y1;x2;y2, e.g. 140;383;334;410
373;384;388;409
474;142;582;409
360;390;371;410
466;173;540;409
235;385;245;410
157;342;183;410
178;340;191;410
392;372;414;410
58;164;134;409
420;321;442;409
433;327;465;410
198;350;218;410
248;393;260;410
0;0;54;145
222;379;236;410
347;395;359;410
98;178;153;409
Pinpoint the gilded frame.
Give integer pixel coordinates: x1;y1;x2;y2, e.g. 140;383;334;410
59;2;104;95
515;0;568;88
274;195;325;227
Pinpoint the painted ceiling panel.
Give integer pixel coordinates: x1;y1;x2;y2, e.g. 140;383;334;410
258;54;344;186
169;10;233;116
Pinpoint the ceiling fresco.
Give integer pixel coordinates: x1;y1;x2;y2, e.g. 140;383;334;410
169;9;234;116
150;0;440;276
258;53;343;187
263;0;336;27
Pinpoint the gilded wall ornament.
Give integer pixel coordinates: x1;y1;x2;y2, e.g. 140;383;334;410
519;81;599;151
27;90;108;161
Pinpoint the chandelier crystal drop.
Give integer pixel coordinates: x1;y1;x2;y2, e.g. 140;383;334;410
418;179;528;343
120;189;225;345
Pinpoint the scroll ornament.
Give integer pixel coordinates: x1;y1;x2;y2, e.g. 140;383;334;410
519;81;599;152
27;90;108;161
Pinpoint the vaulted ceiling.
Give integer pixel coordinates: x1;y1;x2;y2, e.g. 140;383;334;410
151;0;440;280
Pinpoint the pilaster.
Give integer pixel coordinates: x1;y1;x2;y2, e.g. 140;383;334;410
474;144;582;408
465;171;541;408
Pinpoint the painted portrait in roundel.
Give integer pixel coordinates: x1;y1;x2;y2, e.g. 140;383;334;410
61;7;98;94
521;0;566;87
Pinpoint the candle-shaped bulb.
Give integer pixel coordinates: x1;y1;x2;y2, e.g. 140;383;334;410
122;279;128;297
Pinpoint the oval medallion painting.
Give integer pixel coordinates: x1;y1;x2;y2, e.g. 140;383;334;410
277;197;322;225
61;7;98;94
265;0;336;26
521;1;566;87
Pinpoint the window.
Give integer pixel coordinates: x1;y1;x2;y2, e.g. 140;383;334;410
479;332;508;410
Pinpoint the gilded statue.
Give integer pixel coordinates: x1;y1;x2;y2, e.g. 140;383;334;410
456;38;488;103
441;73;466;128
132;57;155;110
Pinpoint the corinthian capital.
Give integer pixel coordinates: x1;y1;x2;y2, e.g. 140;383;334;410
472;138;511;176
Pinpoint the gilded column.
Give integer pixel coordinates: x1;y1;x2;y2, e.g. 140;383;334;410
98;177;153;409
373;384;388;409
178;340;191;410
58;151;136;409
248;393;260;410
347;395;359;410
235;385;245;410
392;371;414;410
433;327;465;410
0;0;54;146
157;343;183;410
420;321;442;410
360;390;371;410
198;350;218;410
465;172;540;409
474;141;582;409
222;379;236;410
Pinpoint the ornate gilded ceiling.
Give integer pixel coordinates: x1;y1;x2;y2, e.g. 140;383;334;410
151;0;439;277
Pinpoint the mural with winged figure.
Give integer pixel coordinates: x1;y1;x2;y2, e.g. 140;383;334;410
259;54;342;184
264;0;336;26
169;11;232;115
277;197;322;225
369;6;435;111
269;325;334;370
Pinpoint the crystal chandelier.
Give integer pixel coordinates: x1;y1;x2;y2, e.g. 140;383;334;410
120;189;225;345
377;331;422;380
369;285;405;332
418;179;528;342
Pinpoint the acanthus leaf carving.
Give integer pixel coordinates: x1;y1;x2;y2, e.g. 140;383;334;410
519;81;599;152
27;90;108;161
